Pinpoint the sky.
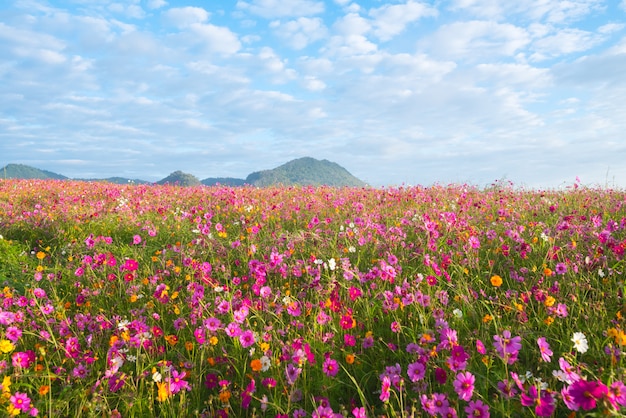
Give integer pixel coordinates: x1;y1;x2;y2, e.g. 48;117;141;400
1;0;626;188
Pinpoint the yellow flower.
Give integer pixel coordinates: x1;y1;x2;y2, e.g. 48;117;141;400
0;340;14;354
544;296;556;307
544;316;554;326
209;336;218;346
490;275;503;287
2;376;11;393
156;382;171;402
129;294;138;303
260;342;270;353
36;251;46;260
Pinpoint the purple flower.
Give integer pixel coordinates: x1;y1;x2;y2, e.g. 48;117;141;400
555;262;567;275
464;399;490;417
453;371;475;401
407;361;426;382
285;364;301;385
493;330;522;364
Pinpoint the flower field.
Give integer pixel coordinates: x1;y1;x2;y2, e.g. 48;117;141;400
0;179;625;417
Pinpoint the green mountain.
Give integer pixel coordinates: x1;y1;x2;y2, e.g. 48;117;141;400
156;171;201;187
1;163;68;180
201;177;247;187
245;157;366;187
1;157;367;187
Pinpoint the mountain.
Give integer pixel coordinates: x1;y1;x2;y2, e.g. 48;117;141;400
1;157;367;187
1;163;68;180
201;177;247;187
156;171;201;187
245;157;367;187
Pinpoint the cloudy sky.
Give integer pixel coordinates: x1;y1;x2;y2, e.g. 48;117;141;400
1;0;625;188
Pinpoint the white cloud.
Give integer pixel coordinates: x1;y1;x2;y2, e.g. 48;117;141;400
147;0;167;10
369;1;437;41
108;3;146;19
333;12;371;36
526;0;604;24
189;23;242;55
423;20;529;60
236;0;324;18
270;17;328;49
163;7;210;28
475;63;552;88
447;0;504;19
531;28;603;59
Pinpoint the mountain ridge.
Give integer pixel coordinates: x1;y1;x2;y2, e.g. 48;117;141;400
1;158;367;187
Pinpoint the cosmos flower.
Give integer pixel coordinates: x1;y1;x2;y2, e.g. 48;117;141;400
571;332;589;354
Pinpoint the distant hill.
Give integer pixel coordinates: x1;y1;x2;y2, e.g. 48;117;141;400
1;163;68;180
201;177;247;187
156;171;201;187
246;157;366;187
1;157;367;187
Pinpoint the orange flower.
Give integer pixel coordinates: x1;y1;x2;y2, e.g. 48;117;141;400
543;268;553;277
250;359;263;372
490;275;503;287
39;385;50;396
164;335;178;346
36;251;46;260
345;354;355;365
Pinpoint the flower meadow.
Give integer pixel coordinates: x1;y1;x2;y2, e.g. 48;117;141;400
0;179;625;417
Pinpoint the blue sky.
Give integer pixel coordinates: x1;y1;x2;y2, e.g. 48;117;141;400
1;0;625;188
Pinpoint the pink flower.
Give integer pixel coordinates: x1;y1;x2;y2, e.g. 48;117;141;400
239;330;256;348
380;376;391;402
537;337;552;362
608;381;626;408
10;392;31;412
132;234;142;245
453;371;475;401
407;361;426;382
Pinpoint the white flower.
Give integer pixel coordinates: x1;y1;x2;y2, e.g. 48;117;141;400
572;332;589;353
328;258;336;271
260;355;271;372
452;308;463;319
152;371;162;383
348;246;356;253
598;269;605;278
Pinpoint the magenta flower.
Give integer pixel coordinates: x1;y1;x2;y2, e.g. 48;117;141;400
493;330;522;364
568;380;608;411
520;386;555;416
464;399;490;417
476;339;486;355
537;337;552;362
239;330;256;348
5;326;22;343
166;369;191;394
352;406;367;418
435;367;448;384
380;375;391;402
555;262;567;274
453;371;475;401
322;357;339;377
